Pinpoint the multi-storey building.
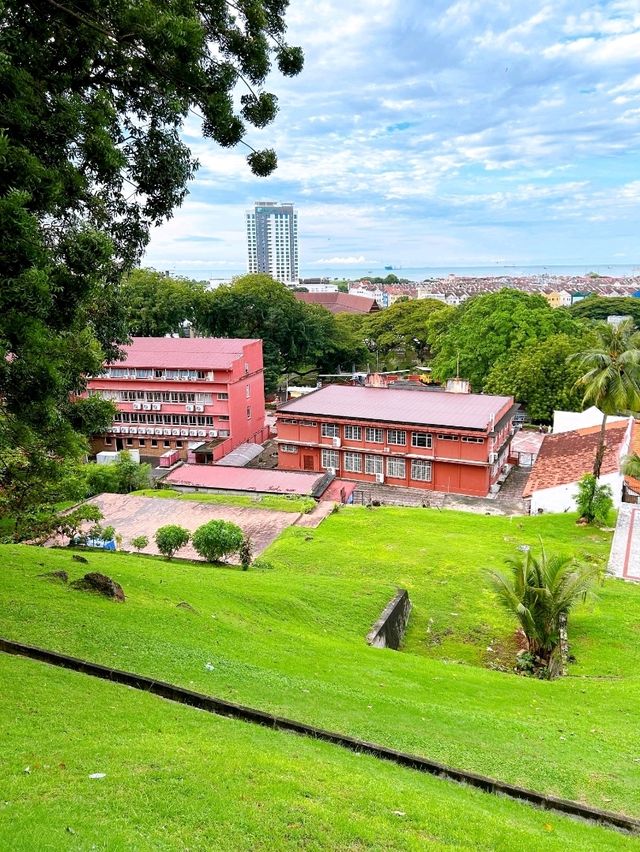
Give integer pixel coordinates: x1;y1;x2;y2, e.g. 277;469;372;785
246;201;299;285
87;337;266;463
275;385;517;497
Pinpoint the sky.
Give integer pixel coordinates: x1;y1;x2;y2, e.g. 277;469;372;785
143;0;640;277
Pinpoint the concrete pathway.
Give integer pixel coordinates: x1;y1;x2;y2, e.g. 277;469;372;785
294;500;336;528
607;503;640;581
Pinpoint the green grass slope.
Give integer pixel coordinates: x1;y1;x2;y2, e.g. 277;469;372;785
1;655;636;851
1;508;639;816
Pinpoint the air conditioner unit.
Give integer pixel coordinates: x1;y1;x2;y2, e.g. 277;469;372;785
327;467;336;476
195;405;204;413
383;447;390;453
121;427;129;434
189;430;198;437
332;436;341;448
129;427;138;435
197;430;206;437
489;452;498;464
172;428;180;436
155;428;164;435
143;403;151;411
112;426;121;433
180;429;189;436
132;402;142;410
375;472;385;484
163;428;172;436
208;430;218;437
152;403;161;411
185;404;194;412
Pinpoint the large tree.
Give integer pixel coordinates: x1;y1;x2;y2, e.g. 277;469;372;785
429;289;581;391
483;333;588;423
0;0;302;505
364;298;449;364
121;268;207;337
571;319;640;478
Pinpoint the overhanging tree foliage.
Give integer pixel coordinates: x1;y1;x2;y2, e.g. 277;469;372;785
0;0;302;509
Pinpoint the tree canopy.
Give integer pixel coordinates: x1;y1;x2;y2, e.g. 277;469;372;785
569;296;640;327
0;0;302;504
121;269;207;337
429;289;582;391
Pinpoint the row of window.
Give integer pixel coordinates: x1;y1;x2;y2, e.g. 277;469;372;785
316;449;432;481
317;424;484;446
104;368;213;380
91;390;215;404
115;413;217;426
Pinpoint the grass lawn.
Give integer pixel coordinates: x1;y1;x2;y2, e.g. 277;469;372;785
130;488;315;513
1;655;636;851
1;507;639;818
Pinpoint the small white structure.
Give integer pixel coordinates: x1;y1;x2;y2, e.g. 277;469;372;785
552;405;627;435
524;418;633;514
96;449;141;465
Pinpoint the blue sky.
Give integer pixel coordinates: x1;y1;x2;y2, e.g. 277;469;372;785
144;0;640;275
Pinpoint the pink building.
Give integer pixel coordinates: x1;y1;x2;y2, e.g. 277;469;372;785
275;384;517;497
87;337;267;464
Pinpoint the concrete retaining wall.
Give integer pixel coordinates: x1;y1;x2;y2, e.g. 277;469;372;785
366;589;411;649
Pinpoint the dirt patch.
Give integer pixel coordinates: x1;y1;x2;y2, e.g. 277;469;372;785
71;572;125;602
39;570;68;583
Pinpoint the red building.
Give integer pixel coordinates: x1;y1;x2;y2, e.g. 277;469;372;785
275;385;517;497
87;337;267;463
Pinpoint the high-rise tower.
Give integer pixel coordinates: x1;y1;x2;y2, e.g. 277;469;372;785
246;201;299;286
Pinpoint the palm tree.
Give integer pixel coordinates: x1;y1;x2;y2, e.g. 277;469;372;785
622;452;640;480
489;545;598;677
570;319;640;478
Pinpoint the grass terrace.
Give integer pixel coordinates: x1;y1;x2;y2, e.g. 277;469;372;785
1;507;639;823
2;655;635;851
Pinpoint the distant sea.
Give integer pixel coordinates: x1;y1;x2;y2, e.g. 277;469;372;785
156;263;640;282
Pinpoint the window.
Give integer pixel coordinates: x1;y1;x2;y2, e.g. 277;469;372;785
246;384;251;398
344;425;361;441
343;451;362;472
281;444;298;453
365;427;383;443
176;441;183;448
438;434;458;441
321;448;339;469
217;392;229;400
386;457;406;478
138;439;146;448
411;432;432;449
126;438;133;446
105;437;112;446
301;421;316;427
218;415;229;422
163;440;171;448
387;429;406;445
365;455;383;475
154;370;164;379
135;369;151;378
247;406;252;419
321;423;339;438
281;419;299;425
219;429;230;437
461;436;484;444
411;460;432;482
151;440;158;448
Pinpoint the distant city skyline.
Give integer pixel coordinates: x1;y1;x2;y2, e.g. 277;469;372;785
143;0;640;273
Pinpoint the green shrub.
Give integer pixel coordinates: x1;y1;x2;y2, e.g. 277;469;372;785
155;525;190;559
192;520;244;563
131;535;149;553
574;474;613;525
86;452;152;495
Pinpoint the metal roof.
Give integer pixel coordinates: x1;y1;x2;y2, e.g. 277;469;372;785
109;337;260;370
164;464;327;496
278;384;514;431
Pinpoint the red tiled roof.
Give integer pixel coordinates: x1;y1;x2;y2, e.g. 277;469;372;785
278;384;514;431
294;292;379;314
625;420;640;495
108;337;259;370
523;420;630;497
164;464;327;496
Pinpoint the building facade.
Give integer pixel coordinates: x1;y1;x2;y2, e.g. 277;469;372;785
246;201;299;286
87;337;266;463
275;385;517;497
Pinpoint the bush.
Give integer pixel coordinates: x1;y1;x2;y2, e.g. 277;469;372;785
192;520;244;563
131;535;149;553
155;524;190;559
574;474;613;524
85;452;152;495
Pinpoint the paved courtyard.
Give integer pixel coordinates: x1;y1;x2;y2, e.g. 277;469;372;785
82;493;301;560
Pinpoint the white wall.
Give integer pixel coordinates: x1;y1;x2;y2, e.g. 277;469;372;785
552;406;627;434
530;471;625;515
